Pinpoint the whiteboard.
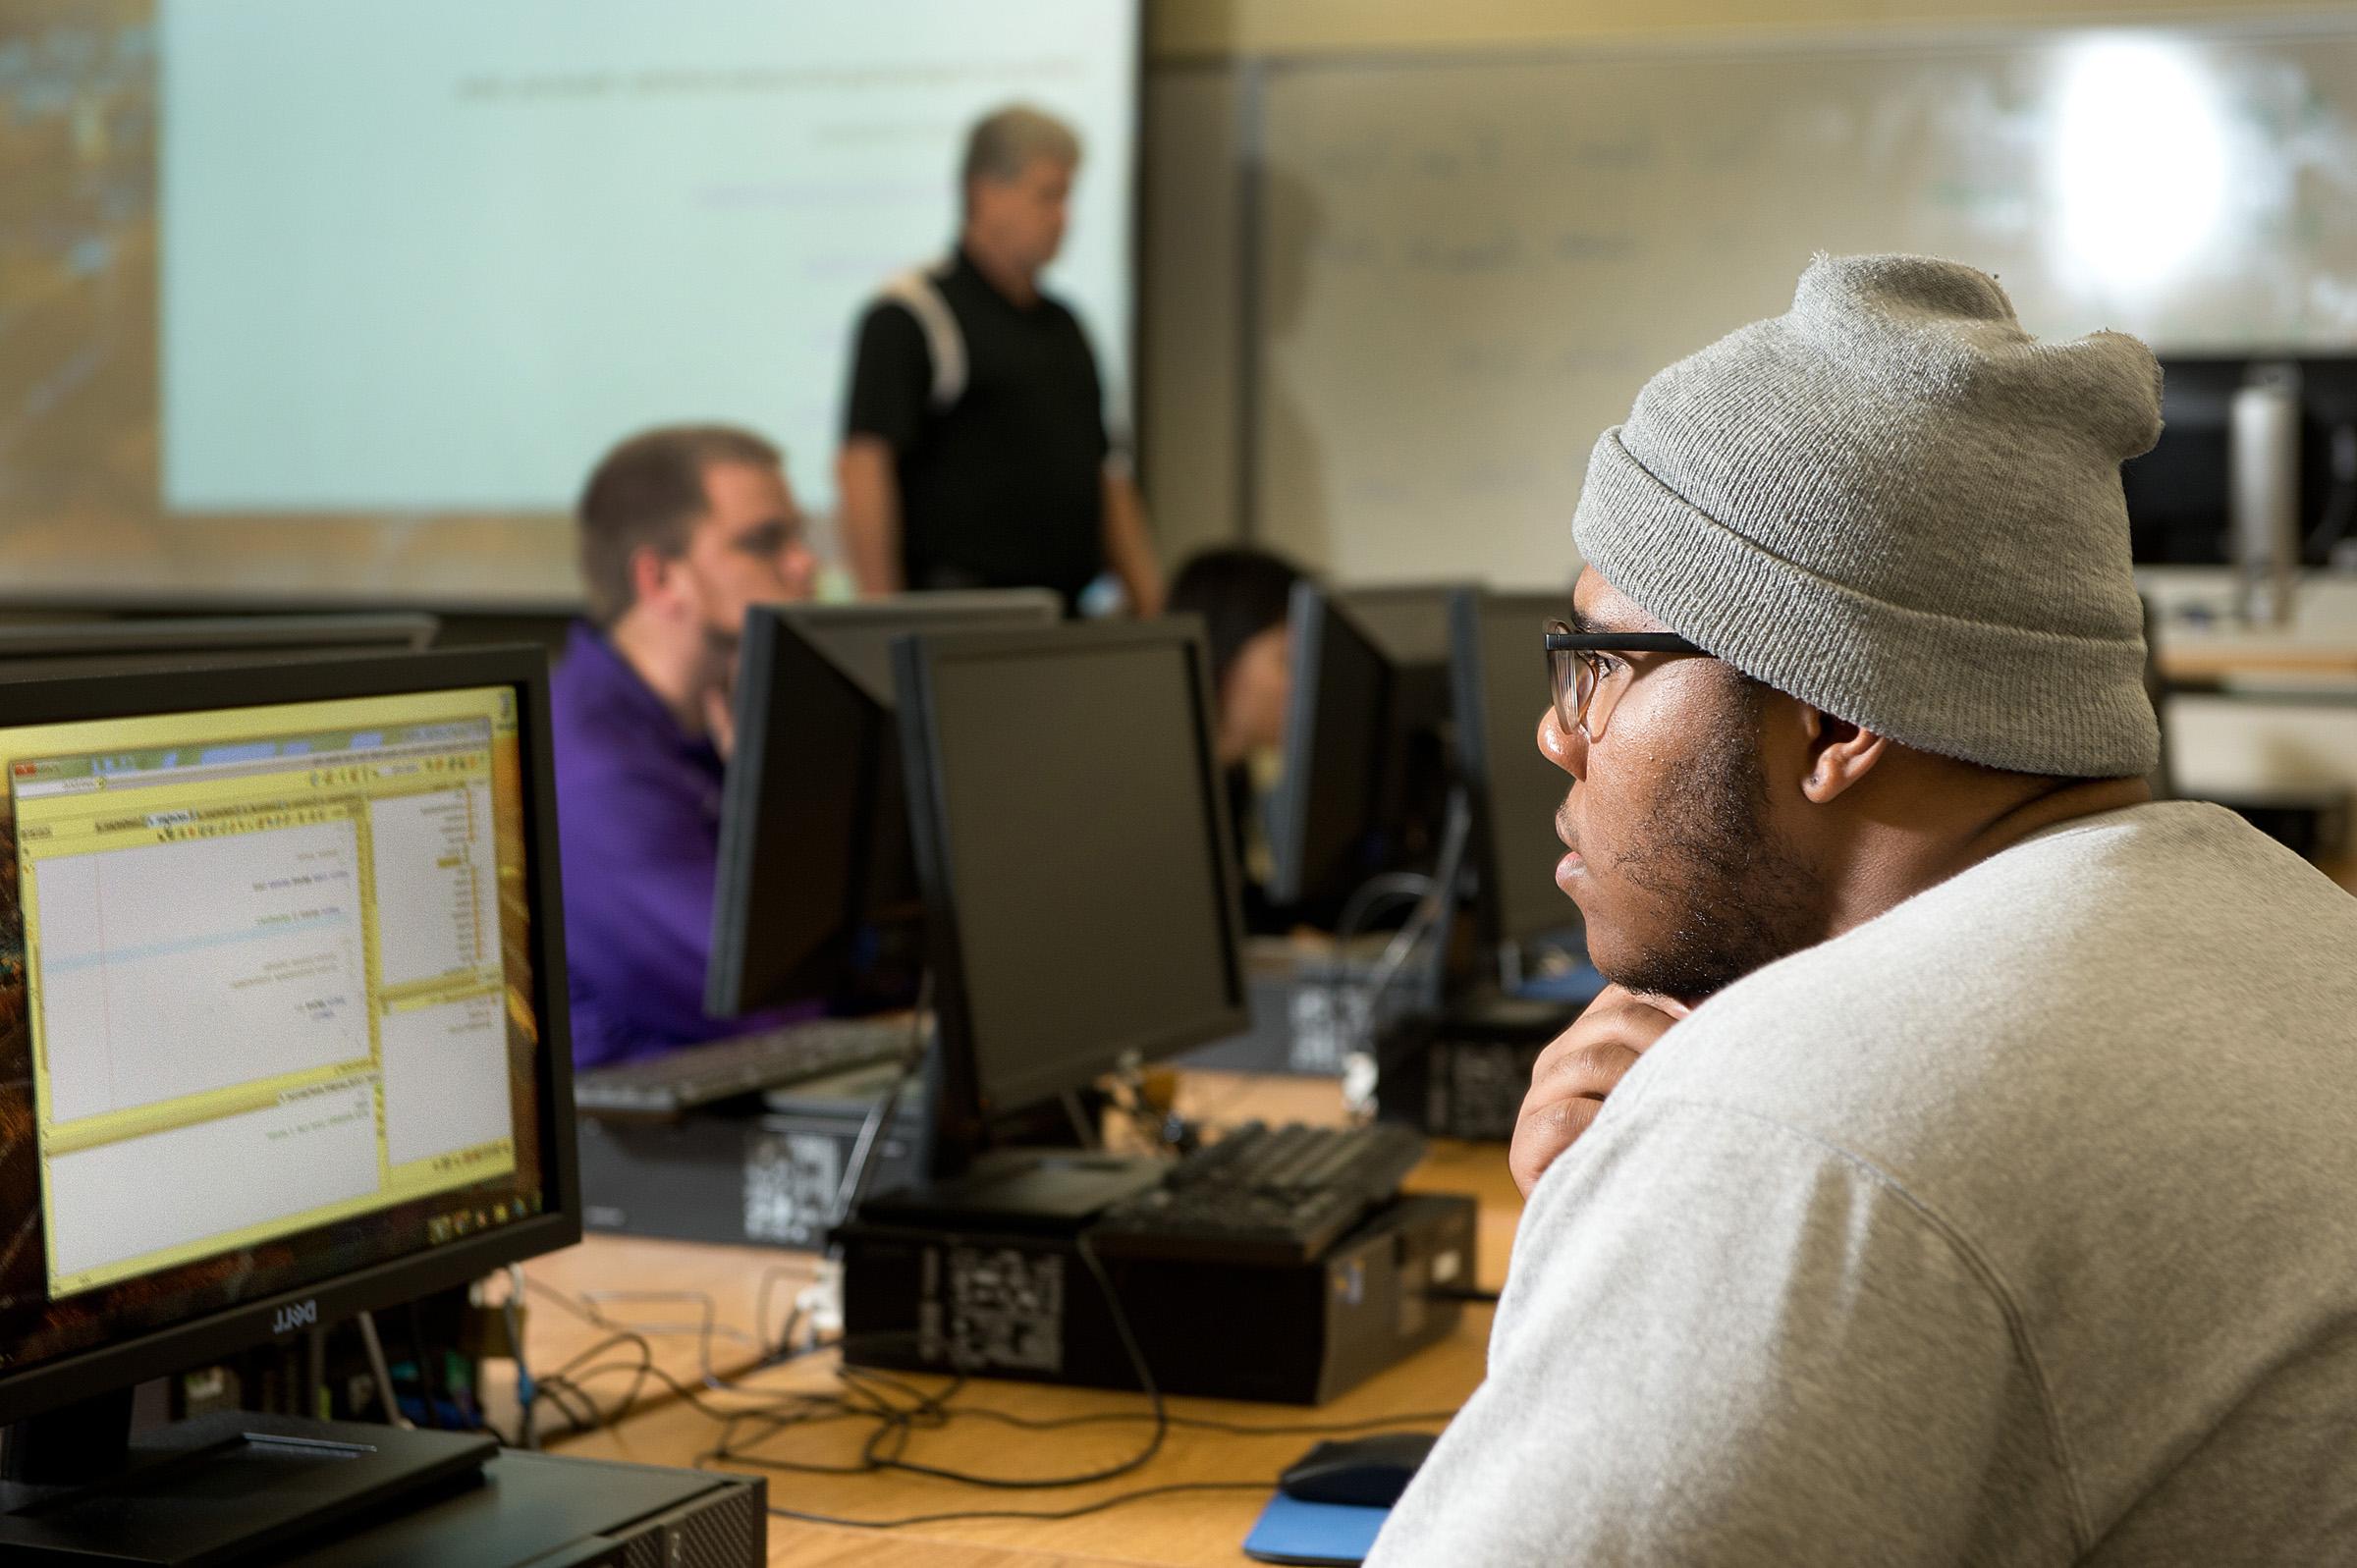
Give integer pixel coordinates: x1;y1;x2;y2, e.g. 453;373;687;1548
1250;23;2357;586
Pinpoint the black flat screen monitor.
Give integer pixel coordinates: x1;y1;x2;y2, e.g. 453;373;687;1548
0;614;439;680
704;592;1060;1019
1450;588;1584;949
2122;354;2357;565
0;649;579;1544
1265;582;1467;914
894;621;1247;1144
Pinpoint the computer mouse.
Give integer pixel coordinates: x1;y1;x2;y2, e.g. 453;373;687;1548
1277;1432;1440;1509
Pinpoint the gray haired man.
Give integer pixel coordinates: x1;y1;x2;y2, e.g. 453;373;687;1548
1367;255;2357;1564
839;104;1161;615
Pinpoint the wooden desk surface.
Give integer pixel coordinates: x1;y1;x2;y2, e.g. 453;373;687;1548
487;1231;821;1442
521;1072;1521;1566
2156;631;2357;683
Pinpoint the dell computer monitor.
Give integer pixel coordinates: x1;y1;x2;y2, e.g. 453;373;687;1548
0;614;439;681
704;591;1061;1019
894;621;1248;1150
1450;588;1584;951
1265;582;1467;914
0;649;578;1547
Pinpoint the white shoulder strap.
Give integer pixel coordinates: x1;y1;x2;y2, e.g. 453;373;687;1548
876;262;966;411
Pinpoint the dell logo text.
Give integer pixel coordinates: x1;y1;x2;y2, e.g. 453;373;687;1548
272;1299;319;1335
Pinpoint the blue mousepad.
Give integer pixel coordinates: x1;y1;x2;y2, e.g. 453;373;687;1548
1242;1492;1392;1565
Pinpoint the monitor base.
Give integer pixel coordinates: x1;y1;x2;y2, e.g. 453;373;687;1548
858;1147;1165;1230
0;1408;495;1567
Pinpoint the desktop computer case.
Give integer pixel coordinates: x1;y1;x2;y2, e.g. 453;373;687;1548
578;1096;931;1251
836;1193;1477;1405
1179;941;1419;1078
1375;993;1583;1143
0;1420;764;1568
264;1449;765;1568
576;1076;1105;1252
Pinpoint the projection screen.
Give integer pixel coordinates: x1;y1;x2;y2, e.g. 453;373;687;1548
0;0;1139;603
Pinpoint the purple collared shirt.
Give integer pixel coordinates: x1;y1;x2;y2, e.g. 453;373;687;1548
549;623;808;1067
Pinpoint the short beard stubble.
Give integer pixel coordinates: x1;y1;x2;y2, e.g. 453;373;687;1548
1596;676;1827;1003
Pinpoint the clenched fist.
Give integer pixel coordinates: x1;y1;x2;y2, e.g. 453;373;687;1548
1508;985;1691;1196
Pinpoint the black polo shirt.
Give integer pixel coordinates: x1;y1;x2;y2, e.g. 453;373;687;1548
844;249;1111;608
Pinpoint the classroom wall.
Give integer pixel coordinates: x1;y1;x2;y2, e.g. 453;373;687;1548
1146;0;2356;60
1134;0;2357;573
1134;0;2357;830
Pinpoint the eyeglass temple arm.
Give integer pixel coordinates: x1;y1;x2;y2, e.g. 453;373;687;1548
1543;630;1705;653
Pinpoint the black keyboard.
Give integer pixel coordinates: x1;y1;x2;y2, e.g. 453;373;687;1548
1086;1120;1427;1267
574;1015;924;1120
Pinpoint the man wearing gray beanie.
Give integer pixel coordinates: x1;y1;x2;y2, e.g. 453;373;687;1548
1368;255;2357;1565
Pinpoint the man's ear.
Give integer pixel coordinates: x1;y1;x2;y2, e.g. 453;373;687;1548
627;545;680;621
1794;703;1891;804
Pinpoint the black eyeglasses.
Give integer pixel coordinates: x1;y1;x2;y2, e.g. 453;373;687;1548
1544;622;1707;741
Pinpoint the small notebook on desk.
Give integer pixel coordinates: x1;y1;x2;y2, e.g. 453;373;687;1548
1243;1493;1393;1566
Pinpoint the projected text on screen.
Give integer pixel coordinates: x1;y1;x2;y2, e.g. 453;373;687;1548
159;0;1138;515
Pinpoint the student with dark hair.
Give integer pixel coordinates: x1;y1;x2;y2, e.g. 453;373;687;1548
1168;545;1308;931
551;424;818;1066
1170;545;1304;770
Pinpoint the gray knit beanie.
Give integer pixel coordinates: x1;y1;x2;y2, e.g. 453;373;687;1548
1570;253;2163;779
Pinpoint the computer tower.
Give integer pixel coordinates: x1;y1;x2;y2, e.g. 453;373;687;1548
576;1067;1107;1250
577;1071;932;1252
837;1193;1477;1405
1178;939;1418;1078
265;1447;765;1568
1374;993;1584;1143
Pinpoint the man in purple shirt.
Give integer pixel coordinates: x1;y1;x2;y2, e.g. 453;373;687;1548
551;425;819;1067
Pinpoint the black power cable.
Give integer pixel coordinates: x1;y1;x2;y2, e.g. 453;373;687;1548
517;1265;1466;1530
765;1479;1278;1531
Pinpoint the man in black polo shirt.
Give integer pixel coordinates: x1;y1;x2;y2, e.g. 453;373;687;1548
838;105;1163;615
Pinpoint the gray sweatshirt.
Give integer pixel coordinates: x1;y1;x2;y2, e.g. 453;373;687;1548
1369;802;2357;1565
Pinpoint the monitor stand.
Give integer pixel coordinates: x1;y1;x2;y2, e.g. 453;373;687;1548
859;1146;1163;1231
0;1390;497;1567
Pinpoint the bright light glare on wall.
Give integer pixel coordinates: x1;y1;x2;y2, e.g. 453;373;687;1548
2053;38;2226;292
